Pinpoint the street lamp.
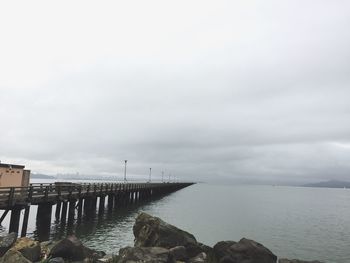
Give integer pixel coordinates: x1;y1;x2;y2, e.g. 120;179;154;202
124;160;127;182
149;168;152;182
162;171;164;183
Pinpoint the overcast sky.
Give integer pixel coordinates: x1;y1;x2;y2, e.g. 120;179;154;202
1;1;350;184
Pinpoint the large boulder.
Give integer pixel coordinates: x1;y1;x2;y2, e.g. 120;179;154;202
49;235;104;261
279;259;323;263
0;232;17;256
213;238;277;263
133;213;201;257
12;237;41;262
0;249;31;263
118;246;174;263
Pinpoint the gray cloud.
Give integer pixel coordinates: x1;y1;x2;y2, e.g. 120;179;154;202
1;1;350;184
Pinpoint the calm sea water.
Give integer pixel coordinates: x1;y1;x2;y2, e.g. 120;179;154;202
1;182;350;262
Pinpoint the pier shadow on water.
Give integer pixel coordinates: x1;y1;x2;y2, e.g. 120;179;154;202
33;194;169;243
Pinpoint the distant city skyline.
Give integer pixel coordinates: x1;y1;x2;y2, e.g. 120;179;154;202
1;1;350;184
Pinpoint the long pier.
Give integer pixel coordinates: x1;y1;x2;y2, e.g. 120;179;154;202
0;182;194;238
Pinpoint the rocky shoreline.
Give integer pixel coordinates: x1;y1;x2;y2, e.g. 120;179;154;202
0;212;323;263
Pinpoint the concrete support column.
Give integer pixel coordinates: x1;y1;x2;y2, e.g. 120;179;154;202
20;206;30;237
107;195;114;210
84;197;96;219
84;198;91;214
98;196;105;214
55;201;62;220
36;203;52;241
114;194;119;207
68;200;76;224
92;197;98;211
77;198;83;221
9;206;22;234
61;201;68;223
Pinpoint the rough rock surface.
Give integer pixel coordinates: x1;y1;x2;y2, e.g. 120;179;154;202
118;246;173;263
12;237;41;262
49;235;104;261
189;252;208;263
134;213;197;248
279;259;324;263
169;246;189;261
0;249;31;263
133;212;202;257
48;257;65;263
0;232;17;257
213;238;277;263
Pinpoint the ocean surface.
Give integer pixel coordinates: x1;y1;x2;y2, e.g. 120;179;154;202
1;181;350;263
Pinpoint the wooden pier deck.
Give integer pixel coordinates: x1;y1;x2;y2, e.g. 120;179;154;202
0;182;194;238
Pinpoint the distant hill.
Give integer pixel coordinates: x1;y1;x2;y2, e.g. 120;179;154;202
31;173;56;179
302;180;350;189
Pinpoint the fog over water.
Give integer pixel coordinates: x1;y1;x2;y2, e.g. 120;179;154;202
1;1;350;184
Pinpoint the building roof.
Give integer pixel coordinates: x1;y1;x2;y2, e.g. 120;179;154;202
0;163;25;169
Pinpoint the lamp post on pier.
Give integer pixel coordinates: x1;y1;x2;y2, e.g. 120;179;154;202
124;160;127;182
149;168;152;183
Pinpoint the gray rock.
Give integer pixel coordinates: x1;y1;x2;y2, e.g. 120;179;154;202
189;252;208;263
97;254;115;262
49;257;65;263
0;232;17;256
133;213;204;257
279;259;323;263
12;237;41;262
213;238;277;263
181;243;215;262
0;249;31;263
134;213;197;248
213;241;236;260
49;235;104;261
169;246;189;261
41;240;56;253
118;246;174;263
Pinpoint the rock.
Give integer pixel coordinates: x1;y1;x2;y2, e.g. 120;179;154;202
49;235;104;261
49;236;85;260
169;246;189;261
96;254;114;262
133;213;202;257
48;257;65;263
118;246;174;263
279;259;323;263
134;213;197;248
213;241;236;260
12;237;41;262
189;252;208;263
187;242;215;261
41;240;57;258
213;238;277;263
0;232;17;256
0;249;31;263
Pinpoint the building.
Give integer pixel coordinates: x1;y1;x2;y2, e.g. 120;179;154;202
0;162;30;188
